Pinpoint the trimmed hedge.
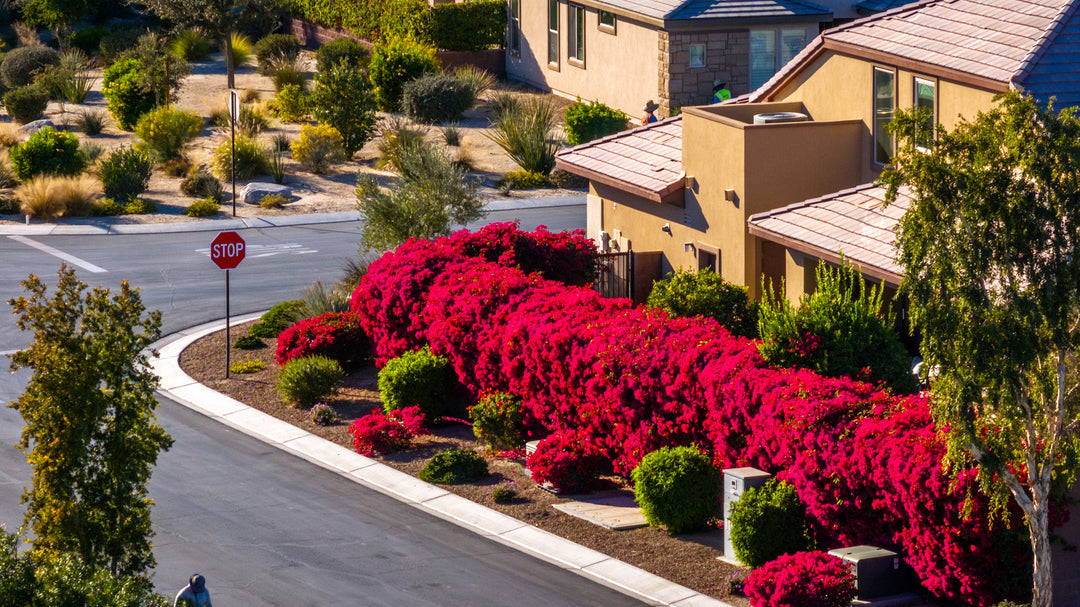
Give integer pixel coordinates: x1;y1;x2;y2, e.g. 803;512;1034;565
377;346;457;419
428;0;506;51
632;446;719;535
295;0;505;50
729;479;814;567
563;99;628;146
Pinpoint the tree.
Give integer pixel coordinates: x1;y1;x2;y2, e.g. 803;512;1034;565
356;139;484;250
880;91;1080;607
309;60;377;157
15;0;90;39
8;266;173;577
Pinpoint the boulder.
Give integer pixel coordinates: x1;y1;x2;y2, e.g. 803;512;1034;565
18;119;53;136
239;182;292;205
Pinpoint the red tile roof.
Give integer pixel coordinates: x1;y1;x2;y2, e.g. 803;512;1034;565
556;117;686;204
747;183;910;284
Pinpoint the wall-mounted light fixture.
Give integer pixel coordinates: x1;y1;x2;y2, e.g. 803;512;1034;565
661;223;672;233
724;189;737;202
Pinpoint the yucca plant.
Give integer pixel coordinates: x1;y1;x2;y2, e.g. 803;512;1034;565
230;33;254;68
485;95;561;174
454;65;496;103
169;28;213;61
298;280;352;318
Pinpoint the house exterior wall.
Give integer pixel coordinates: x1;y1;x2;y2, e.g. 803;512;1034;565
507;0;660;116
661;29;749;113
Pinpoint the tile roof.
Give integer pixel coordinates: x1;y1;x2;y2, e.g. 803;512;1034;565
595;0;831;21
555;117;685;203
750;0;1080;107
852;0;922;13
747;183;910;283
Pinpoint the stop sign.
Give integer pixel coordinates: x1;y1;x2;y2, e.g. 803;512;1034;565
210;231;246;270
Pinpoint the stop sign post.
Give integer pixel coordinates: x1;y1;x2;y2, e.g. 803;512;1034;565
211;231;246;377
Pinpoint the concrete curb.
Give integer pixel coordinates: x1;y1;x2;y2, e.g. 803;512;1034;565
0;196;585;236
150;317;732;607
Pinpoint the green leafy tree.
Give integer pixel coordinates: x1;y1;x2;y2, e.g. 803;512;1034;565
880;91;1080;607
309;60;377;157
8;266;173;576
646;268;758;338
15;0;89;38
356;139;483;250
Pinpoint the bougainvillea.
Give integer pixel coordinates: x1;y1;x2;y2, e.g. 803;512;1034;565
349;225;1036;606
347;405;429;456
743;551;856;607
275;312;370;367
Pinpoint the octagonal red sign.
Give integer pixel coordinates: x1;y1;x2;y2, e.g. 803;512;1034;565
210;231;246;270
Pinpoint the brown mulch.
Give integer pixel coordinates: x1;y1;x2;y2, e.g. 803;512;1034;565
178;320;751;605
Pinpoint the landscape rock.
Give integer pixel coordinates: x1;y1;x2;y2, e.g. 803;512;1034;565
18;119;53;136
239;182;292;205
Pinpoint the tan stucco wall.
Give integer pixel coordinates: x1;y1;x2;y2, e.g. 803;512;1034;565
506;0;660;117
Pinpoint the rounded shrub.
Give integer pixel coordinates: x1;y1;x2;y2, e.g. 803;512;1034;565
526;429;608;493
647;269;759;338
631;446;719;535
271;83;309;122
71;26;109;56
368;38;439;112
234;334;265;349
401;73;473;124
185;197;220;217
291;123;346;174
1;46;60;89
10;127;85;180
743;551;856;607
134;106;204;161
180;168;223;202
211;136;270;181
249;301;303;338
316;37;370;74
563;99;628;146
4;86;49;125
275;312;369;367
254;33;300;75
468;392;524;451
377;345;457;419
98;147;152;203
729;479;814;568
102;57;156;131
497;170;549;190
276;355;344;407
309;61;376;156
419;448;488;484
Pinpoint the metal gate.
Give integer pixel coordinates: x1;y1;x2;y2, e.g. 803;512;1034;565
594;245;633;300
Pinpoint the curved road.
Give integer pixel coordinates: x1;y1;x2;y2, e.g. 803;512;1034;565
0;202;651;605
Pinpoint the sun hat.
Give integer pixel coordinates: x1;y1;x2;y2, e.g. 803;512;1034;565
643;100;659;112
190;574;206;592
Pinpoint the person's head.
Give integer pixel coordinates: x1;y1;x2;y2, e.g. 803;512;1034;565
713;80;726;92
190;574;206;592
643;100;659;114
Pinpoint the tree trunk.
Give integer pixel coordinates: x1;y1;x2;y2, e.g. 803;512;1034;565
224;31;235;90
1030;494;1053;607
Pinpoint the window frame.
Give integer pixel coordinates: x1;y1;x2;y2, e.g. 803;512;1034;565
913;76;936;149
689;43;706;68
749;27;808;89
598;10;616;34
568;4;586;67
873;66;897;165
547;0;560;68
508;0;521;57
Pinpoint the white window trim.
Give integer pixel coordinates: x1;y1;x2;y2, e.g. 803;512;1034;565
873;66;896;166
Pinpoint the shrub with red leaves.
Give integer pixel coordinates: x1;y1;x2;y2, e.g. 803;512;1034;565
743;551;856;607
348;405;430;456
275;312;370;367
526;429;609;493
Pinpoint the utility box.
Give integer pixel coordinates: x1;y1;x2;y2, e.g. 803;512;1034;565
722;467;773;561
828;545;905;599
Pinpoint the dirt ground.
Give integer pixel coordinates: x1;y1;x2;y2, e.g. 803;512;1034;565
0;51;583;226
179;319;752;604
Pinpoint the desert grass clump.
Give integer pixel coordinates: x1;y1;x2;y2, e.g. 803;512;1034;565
442;123;461;147
269;54;309;92
0;123;22;148
212;136;270;180
16;174;99;220
454;65;496;102
485;95;561;174
375;115;426;172
169;27;213;62
235;103;271;138
230;33;254;68
77;109;107;136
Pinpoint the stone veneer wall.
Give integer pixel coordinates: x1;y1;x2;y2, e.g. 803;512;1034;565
658;29;749;115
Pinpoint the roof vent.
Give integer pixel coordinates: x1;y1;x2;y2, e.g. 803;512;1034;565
753;112;808;124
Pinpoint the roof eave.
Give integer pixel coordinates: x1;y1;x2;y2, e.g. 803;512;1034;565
747;222;902;285
662;13;831;28
555;157;685;206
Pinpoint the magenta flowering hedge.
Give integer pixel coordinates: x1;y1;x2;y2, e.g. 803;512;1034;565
350;226;1030;606
743;551;856;607
275;312;370;367
348;405;429;456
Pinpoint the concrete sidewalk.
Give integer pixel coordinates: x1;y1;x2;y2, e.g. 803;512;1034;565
151;316;731;607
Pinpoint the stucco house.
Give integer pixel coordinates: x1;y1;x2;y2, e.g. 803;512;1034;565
558;0;1080;303
507;0;833;116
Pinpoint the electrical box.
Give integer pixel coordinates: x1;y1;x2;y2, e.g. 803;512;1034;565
722;467;773;561
828;545;906;599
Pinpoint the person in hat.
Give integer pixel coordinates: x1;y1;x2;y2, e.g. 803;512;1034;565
713;81;732;103
174;574;213;607
641;100;659;126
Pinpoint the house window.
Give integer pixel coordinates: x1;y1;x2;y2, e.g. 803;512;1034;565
548;0;559;65
749;29;806;89
508;0;521;56
598;10;616;33
689;43;706;68
569;5;585;65
914;77;936;148
874;67;896;164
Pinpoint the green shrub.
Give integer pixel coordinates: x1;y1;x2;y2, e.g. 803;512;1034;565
632;446;719;535
309;60;377;156
77;108;107;136
268;55;308;92
647;269;759;338
316;37;370;74
485;95;560;174
378;345;457;419
229;357;265;374
254;33;300;75
185;197;220;217
368;38;439;112
758;261;917;394
98;147;151;203
234;334;265;349
168;28;213;62
564;99;628;146
122;197;157;214
180;168;223;202
100;27;142;62
401;73;474;124
0;45;59;89
259;192;288;208
3;86;48;125
309;403;339;425
71;26;108;55
10;127;85;180
134;106;204;161
428;0;506;51
211;136;270;181
375;115;426;171
490;480;518;503
291;123;346;173
249;301;303;337
419;448;488;484
729;479;814;567
101;57;155;130
54;59;97;104
271;83;309;122
548;167;588;189
497;170;549;190
91;197;124;216
277;355;344;407
468;392;524;451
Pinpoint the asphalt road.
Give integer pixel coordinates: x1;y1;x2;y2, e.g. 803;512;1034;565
0;202;650;605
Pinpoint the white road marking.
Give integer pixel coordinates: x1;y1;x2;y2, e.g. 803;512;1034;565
195;243;318;259
8;235;107;273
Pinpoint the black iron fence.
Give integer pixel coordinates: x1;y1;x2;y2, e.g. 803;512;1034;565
593;246;633;300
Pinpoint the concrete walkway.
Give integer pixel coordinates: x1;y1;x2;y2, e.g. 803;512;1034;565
151;316;732;607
